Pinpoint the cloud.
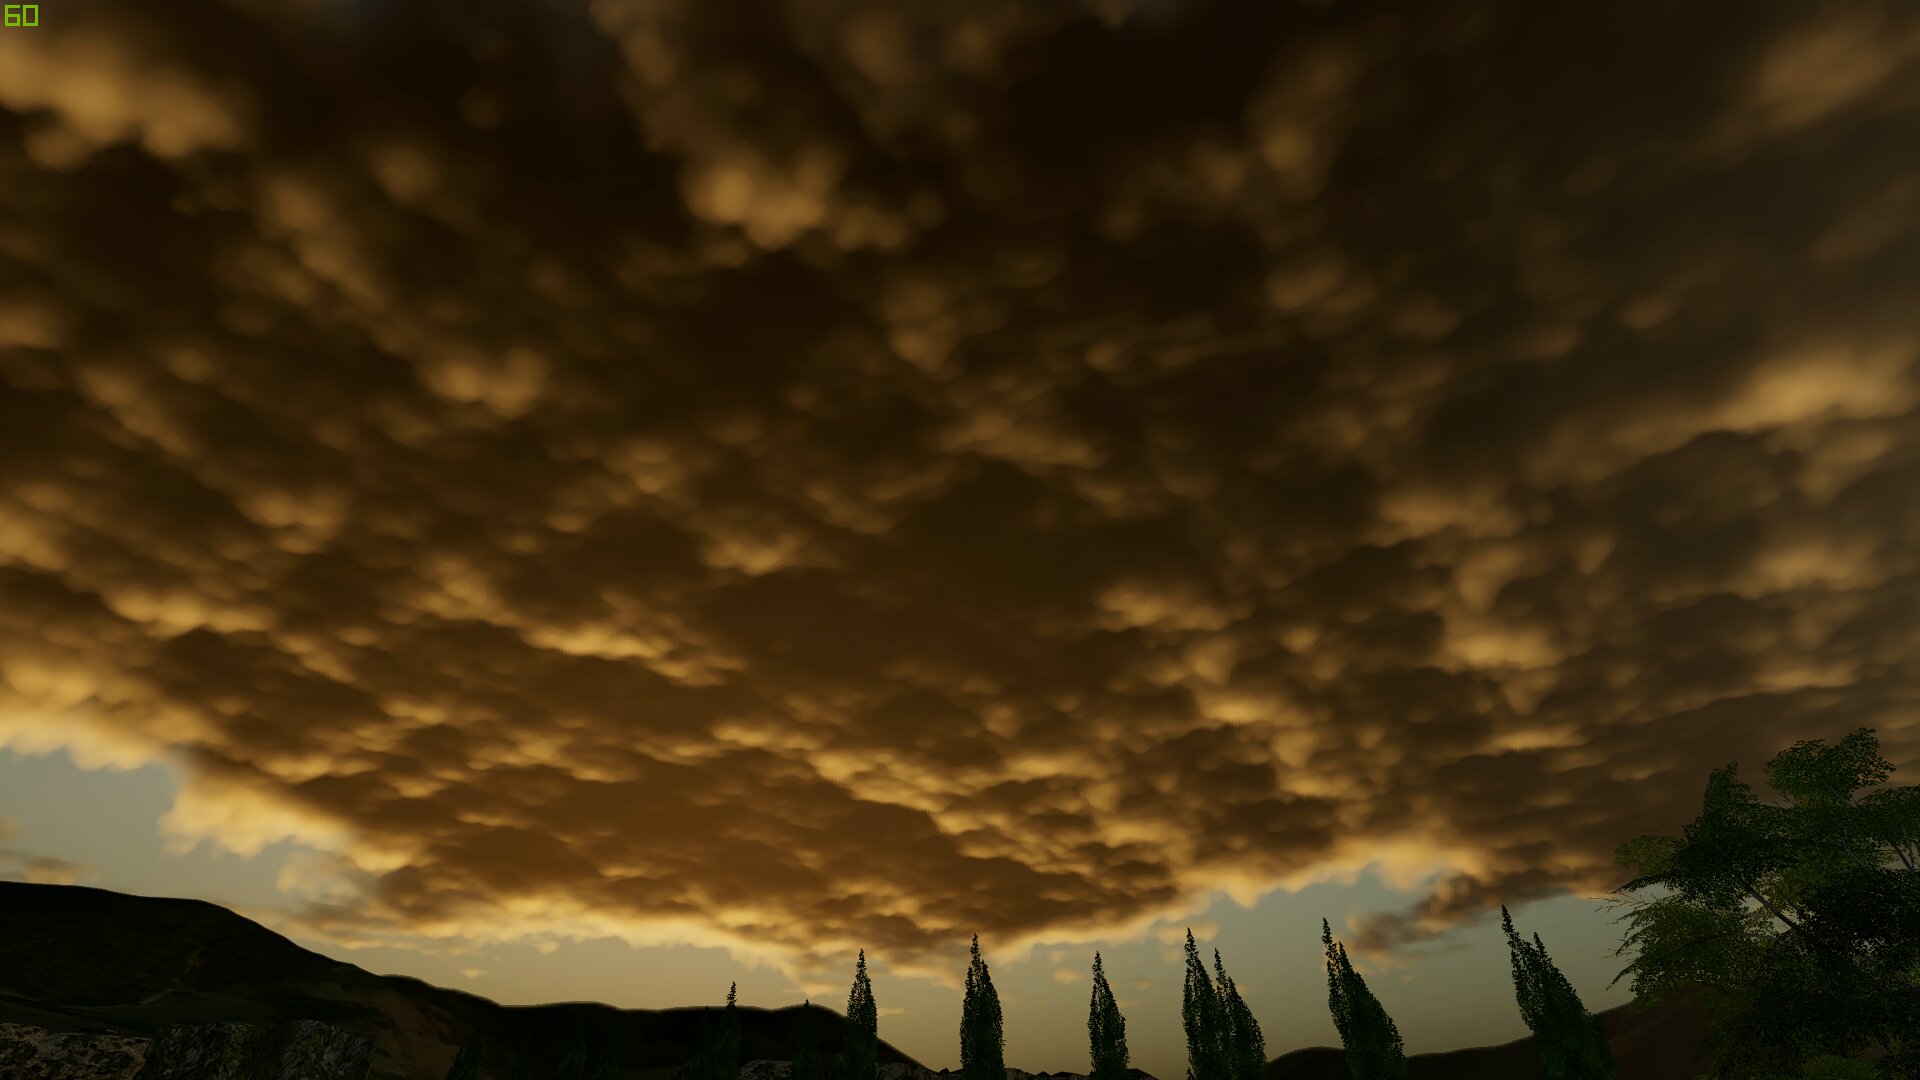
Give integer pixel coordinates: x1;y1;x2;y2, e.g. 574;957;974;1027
0;0;1917;986
0;820;94;885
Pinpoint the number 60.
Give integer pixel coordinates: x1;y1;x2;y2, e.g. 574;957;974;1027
3;4;38;26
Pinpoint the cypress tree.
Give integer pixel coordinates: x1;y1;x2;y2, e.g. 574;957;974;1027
689;1008;718;1080
559;1018;590;1080
444;1040;482;1080
720;983;744;1080
1181;930;1229;1080
1502;906;1616;1080
793;999;822;1080
1088;952;1130;1080
961;934;1007;1080
1322;919;1406;1080
1213;950;1266;1080
844;950;879;1080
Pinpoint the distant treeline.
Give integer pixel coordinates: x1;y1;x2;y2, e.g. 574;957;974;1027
449;729;1918;1080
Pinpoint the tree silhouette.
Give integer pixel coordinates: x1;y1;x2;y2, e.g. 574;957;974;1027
1503;905;1615;1080
1322;919;1406;1080
1088;951;1130;1080
792;999;822;1080
844;950;879;1080
1212;950;1266;1080
1181;930;1228;1080
961;933;1006;1080
720;983;744;1080
688;1008;719;1080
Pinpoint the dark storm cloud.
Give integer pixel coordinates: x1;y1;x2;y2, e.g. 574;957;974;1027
1;0;1918;983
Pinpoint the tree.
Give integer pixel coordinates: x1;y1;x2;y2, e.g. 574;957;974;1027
507;1057;535;1080
1088;952;1131;1080
720;983;744;1080
559;1018;590;1080
688;1008;719;1080
1606;728;1920;1079
844;950;879;1080
1322;919;1406;1080
793;999;822;1080
1213;950;1266;1080
1502;905;1615;1080
961;933;1007;1080
444;1040;482;1080
1181;929;1228;1080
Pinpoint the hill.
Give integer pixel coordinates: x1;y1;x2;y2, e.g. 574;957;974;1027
1266;981;1718;1080
2;882;1726;1080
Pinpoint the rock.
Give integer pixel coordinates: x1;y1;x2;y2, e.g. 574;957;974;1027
0;1022;149;1080
135;1022;270;1079
743;1060;796;1080
134;1019;374;1080
263;1018;376;1080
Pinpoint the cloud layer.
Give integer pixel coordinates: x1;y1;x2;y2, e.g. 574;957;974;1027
2;0;1918;988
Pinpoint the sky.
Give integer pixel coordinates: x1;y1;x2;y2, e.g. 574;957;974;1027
0;0;1917;1076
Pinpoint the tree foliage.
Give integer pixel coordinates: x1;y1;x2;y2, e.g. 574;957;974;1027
793;999;822;1080
1322;919;1406;1080
961;934;1007;1080
844;950;880;1080
720;983;744;1080
1607;728;1920;1079
1088;951;1131;1080
687;1008;719;1080
1503;905;1615;1080
1181;929;1229;1080
1213;950;1266;1080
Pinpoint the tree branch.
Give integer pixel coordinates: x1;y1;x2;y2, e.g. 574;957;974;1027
1744;877;1919;994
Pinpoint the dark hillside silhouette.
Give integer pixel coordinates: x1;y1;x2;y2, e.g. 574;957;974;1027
0;882;928;1080
0;881;1767;1080
1267;983;1716;1080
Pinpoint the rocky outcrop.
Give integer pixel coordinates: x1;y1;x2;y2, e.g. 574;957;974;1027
135;1019;375;1079
0;1019;372;1080
0;1022;150;1080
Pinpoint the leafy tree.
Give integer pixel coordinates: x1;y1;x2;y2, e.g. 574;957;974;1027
1212;950;1266;1080
444;1040;483;1080
1322;919;1406;1080
844;950;879;1080
1502;905;1615;1080
961;934;1007;1080
1606;728;1920;1079
559;1018;590;1080
1181;929;1228;1080
792;999;822;1080
1088;952;1131;1080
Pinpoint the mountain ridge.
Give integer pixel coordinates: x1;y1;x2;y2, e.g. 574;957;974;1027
1;882;1718;1079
